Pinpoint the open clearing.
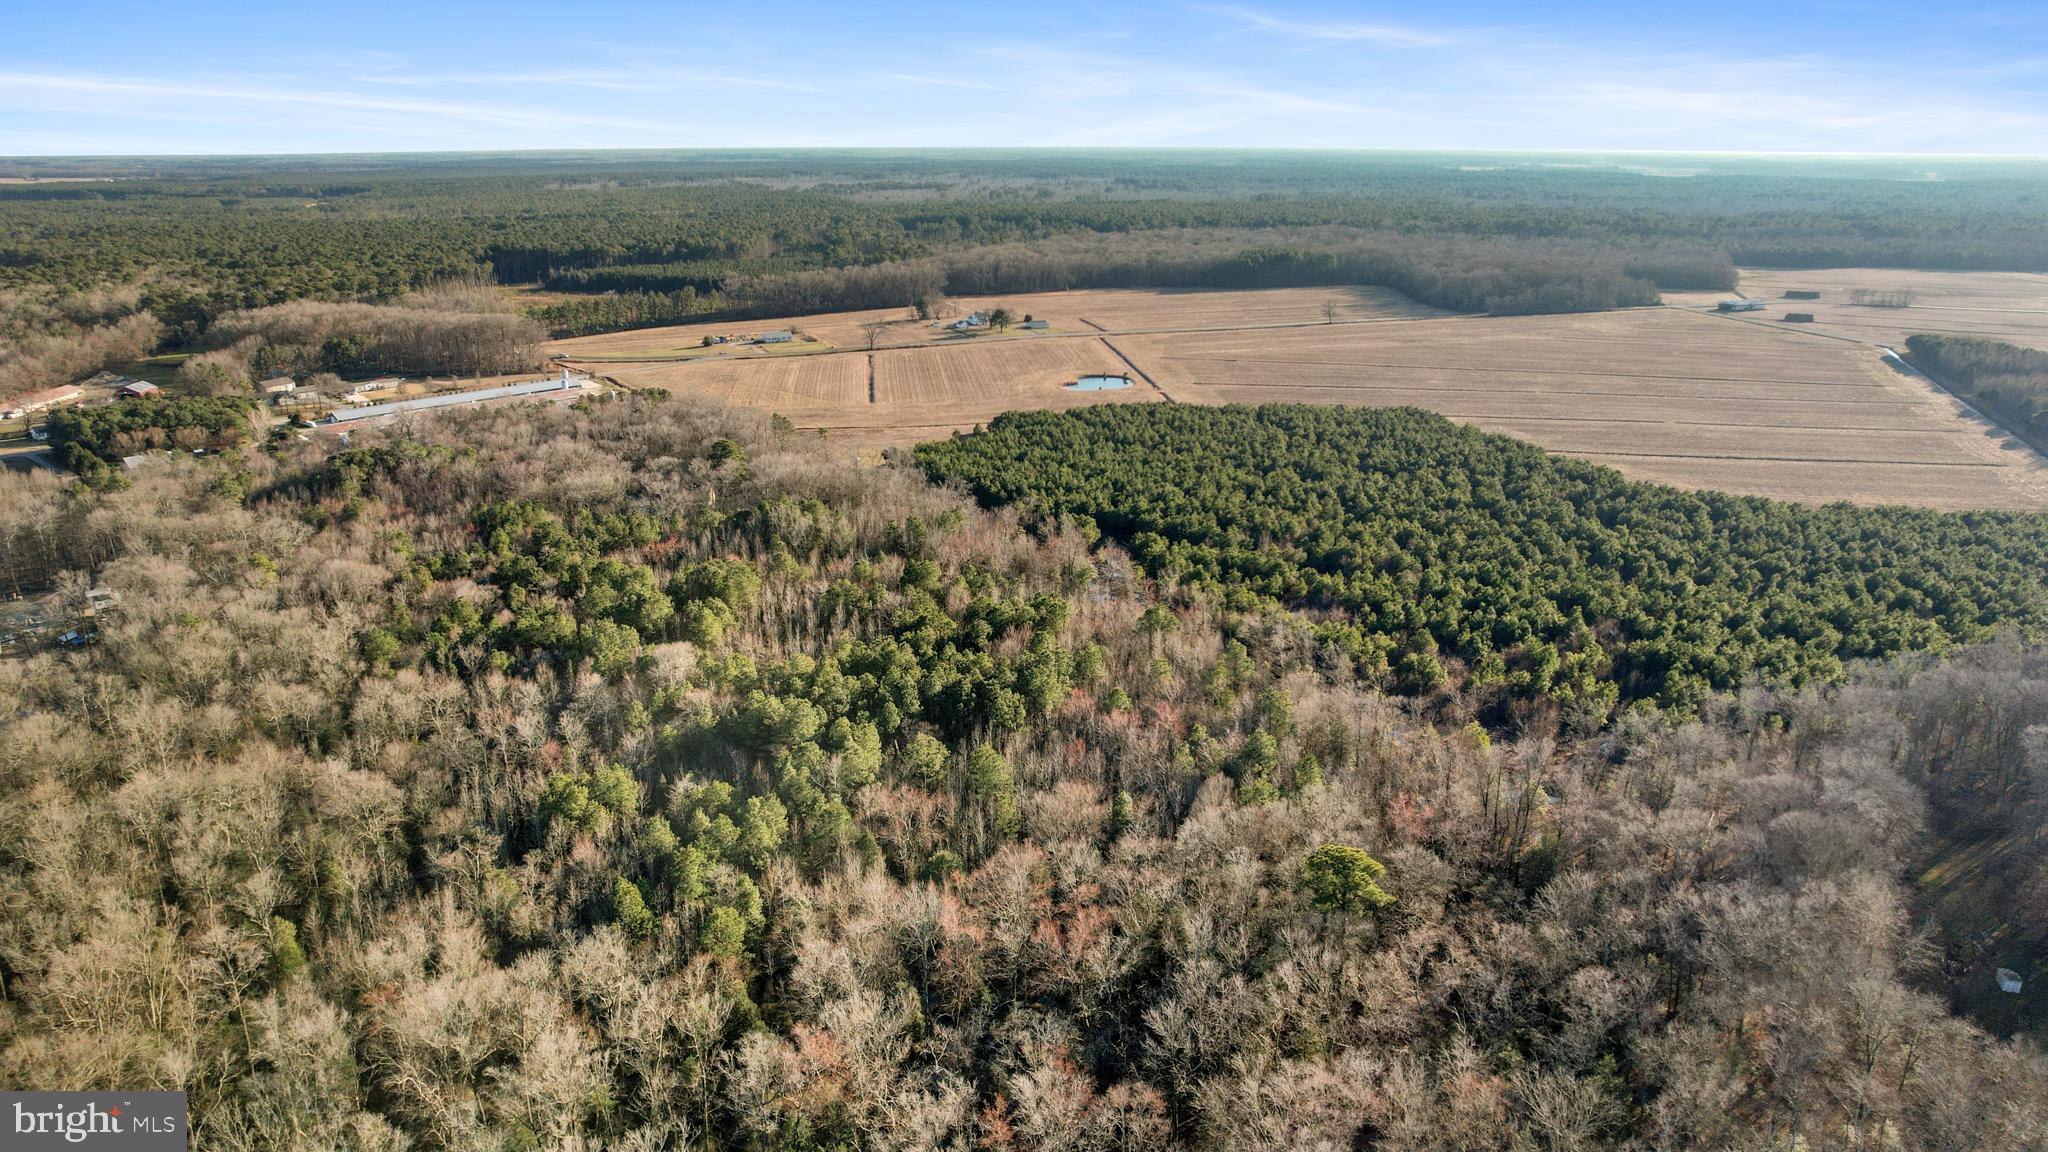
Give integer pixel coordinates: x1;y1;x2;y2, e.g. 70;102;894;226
553;287;2048;509
1667;267;2048;354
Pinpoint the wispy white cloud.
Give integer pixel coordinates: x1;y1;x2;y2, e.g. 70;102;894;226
874;73;1001;91
2;4;2043;154
349;69;818;93
348;71;677;94
328;49;412;75
1200;4;1452;48
1478;50;2048;152
0;72;688;138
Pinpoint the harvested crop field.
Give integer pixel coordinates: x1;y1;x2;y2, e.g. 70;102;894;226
559;288;2047;509
1121;308;2046;509
1667;268;2048;353
603;337;1159;446
599;354;868;422
875;337;1143;409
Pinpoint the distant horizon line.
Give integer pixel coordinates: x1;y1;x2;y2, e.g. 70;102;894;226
5;146;2048;162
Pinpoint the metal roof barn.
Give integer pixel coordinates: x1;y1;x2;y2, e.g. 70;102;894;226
318;374;583;425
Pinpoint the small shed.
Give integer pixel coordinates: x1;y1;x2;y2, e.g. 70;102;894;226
117;380;161;398
1998;968;2024;994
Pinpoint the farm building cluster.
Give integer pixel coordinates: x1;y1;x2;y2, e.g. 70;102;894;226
5;364;602;458
2;370;160;420
316;371;594;426
944;312;1048;332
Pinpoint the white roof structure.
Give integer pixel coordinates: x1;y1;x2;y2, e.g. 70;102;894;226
318;372;584;426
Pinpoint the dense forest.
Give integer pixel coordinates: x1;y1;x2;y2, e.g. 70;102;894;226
1;394;2044;1149
917;404;2048;717
1905;334;2048;455
4;151;2047;362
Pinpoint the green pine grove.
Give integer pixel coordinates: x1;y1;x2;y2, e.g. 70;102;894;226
919;403;2048;716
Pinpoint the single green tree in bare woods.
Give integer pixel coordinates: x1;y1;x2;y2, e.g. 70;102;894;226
701;906;747;958
1300;844;1395;916
613;876;655;941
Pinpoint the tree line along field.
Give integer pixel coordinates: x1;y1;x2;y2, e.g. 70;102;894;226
1667;267;2048;354
544;286;1441;360
557;288;2048;509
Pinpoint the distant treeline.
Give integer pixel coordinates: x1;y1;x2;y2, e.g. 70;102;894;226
1906;334;2048;455
542;261;735;295
532;230;1727;336
5;154;2046;341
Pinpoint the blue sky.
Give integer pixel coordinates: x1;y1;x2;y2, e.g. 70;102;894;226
3;1;2045;154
